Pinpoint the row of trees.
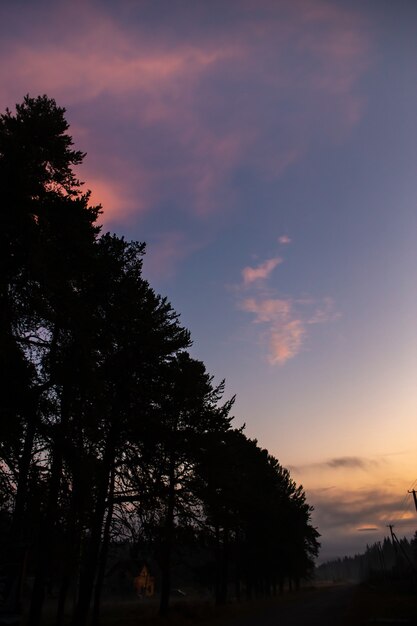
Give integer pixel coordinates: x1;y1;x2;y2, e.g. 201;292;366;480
0;95;320;626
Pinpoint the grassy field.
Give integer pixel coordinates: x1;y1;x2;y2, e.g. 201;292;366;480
21;582;417;625
94;584;417;626
23;591;307;626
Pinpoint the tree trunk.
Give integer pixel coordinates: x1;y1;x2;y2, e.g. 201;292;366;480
27;425;64;626
56;480;83;626
10;412;36;544
217;527;229;605
6;409;37;616
159;459;176;616
71;440;115;626
91;465;115;626
27;321;63;626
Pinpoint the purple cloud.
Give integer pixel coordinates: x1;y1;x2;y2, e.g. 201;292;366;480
0;0;372;243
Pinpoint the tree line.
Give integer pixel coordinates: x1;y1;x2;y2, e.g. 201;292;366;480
0;95;320;626
316;533;417;584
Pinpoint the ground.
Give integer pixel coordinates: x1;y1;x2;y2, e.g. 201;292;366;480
22;582;417;625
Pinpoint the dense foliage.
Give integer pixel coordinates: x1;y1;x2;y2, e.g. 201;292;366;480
0;95;320;625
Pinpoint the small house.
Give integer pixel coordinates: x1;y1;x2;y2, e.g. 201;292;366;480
133;564;155;597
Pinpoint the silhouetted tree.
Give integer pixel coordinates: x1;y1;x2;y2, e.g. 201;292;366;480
114;353;233;615
147;353;233;614
316;536;416;584
0;94;321;626
69;235;191;626
196;430;319;603
0;95;100;623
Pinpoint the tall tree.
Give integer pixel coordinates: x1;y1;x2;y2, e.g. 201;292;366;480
196;430;320;603
0;95;100;621
59;234;191;626
0;94;321;625
146;353;233;614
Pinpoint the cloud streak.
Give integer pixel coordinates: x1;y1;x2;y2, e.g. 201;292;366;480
241;298;292;322
310;485;415;533
326;456;377;470
242;258;283;285
238;249;338;364
0;0;372;244
290;454;417;560
268;319;306;364
291;455;384;475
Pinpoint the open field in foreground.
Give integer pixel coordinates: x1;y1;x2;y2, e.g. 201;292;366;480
24;582;417;626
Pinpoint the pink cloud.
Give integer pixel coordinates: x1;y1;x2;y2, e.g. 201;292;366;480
278;235;292;245
240;295;305;364
241;298;291;322
85;174;144;225
242;258;282;285
238;249;339;364
0;0;372;228
2;40;240;108
76;153;155;226
241;292;338;364
268;319;306;364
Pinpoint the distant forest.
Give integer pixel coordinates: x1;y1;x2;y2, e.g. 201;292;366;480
0;95;320;626
316;534;417;584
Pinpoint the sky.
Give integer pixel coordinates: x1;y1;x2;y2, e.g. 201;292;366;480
1;0;416;562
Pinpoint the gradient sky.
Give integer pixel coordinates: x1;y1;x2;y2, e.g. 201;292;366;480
2;0;416;562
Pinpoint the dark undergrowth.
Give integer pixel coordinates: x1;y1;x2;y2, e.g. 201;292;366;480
345;581;417;625
22;589;312;626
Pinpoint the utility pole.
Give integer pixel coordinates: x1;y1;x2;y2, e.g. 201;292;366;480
387;524;417;574
387;524;397;550
408;489;417;514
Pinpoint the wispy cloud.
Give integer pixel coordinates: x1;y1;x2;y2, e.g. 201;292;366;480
241;297;292;322
291;454;417;559
310;485;415;533
268;319;306;364
0;0;372;233
326;456;377;470
278;235;292;245
242;258;283;285
240;296;303;363
238;248;338;364
292;455;383;473
241;291;338;364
